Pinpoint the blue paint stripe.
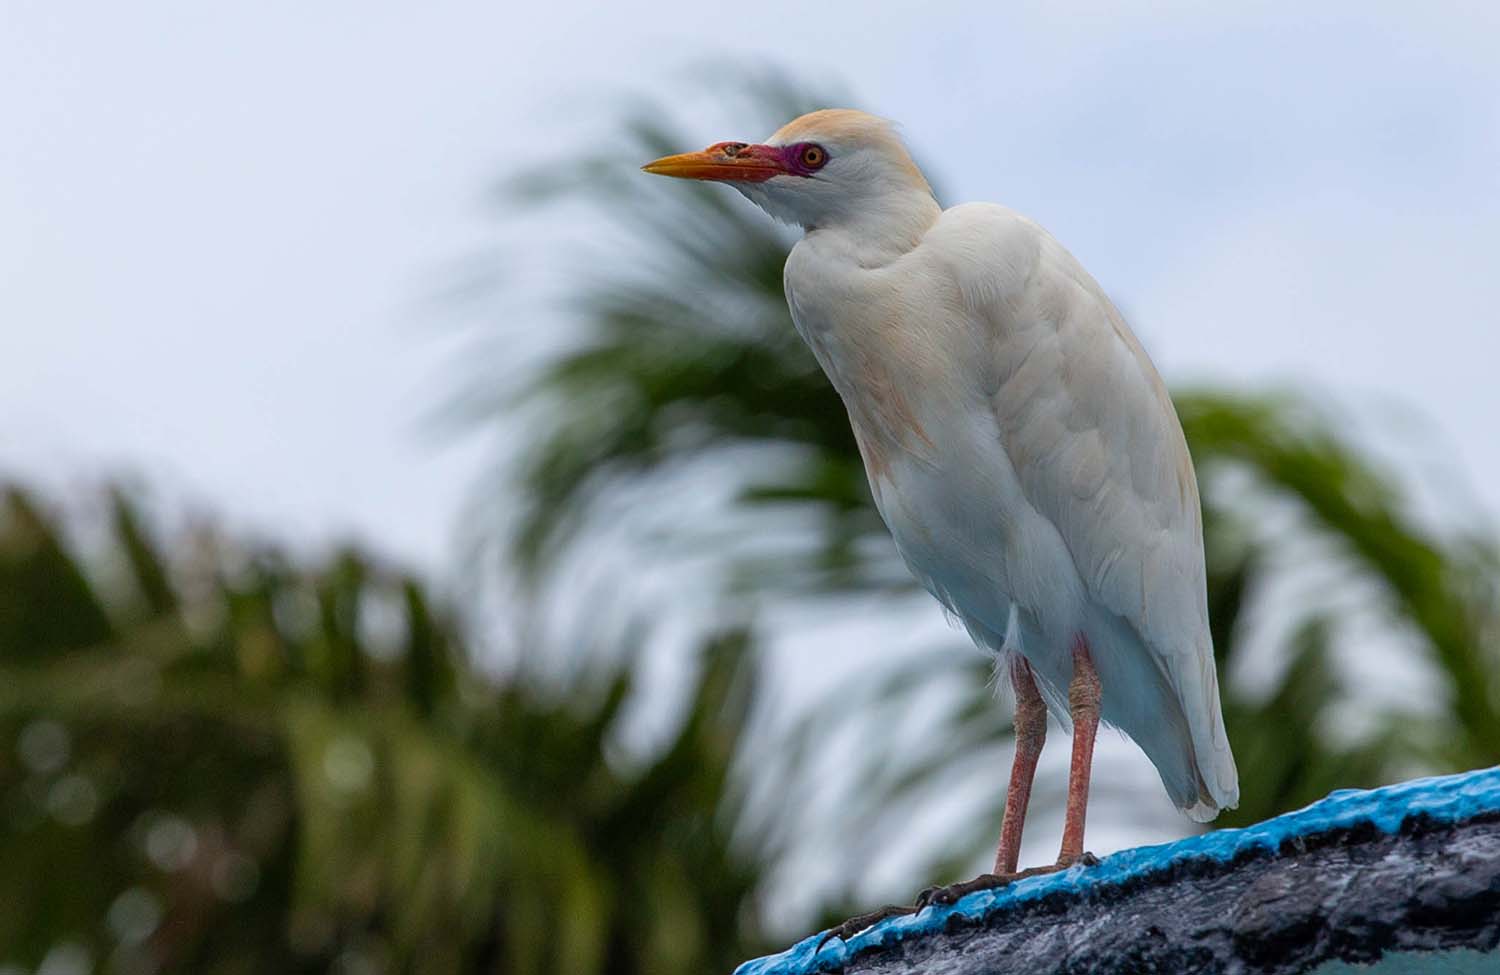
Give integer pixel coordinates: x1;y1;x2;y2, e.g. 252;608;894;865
735;766;1500;975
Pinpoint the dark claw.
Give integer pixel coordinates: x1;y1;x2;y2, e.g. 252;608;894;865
917;872;1012;908
815;904;917;953
912;884;943;910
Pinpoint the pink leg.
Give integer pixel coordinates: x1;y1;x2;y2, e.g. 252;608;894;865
993;656;1047;875
818;638;1102;947
1058;635;1102;864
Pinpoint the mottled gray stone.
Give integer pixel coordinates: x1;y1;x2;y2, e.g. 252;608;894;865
837;817;1500;975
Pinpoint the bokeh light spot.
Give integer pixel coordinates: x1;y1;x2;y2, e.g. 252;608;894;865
144;815;199;872
36;942;91;975
323;736;374;794
47;775;98;826
18;720;70;774
106;888;162;945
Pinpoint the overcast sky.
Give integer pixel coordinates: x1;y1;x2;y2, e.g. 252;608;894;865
6;0;1497;573
5;0;1499;894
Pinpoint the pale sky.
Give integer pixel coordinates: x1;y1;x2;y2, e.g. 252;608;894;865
5;1;1497;573
4;0;1499;911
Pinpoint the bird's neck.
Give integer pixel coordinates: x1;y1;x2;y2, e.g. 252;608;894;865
807;190;942;267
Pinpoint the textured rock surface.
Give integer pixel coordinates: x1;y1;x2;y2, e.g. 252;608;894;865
736;768;1500;975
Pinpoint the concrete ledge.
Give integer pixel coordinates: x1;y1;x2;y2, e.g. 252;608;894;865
736;768;1500;975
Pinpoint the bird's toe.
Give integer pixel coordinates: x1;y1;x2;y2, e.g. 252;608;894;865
912;884;944;909
913;872;1014;909
815;904;917;953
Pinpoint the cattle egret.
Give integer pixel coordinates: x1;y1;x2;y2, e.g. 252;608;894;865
644;110;1238;937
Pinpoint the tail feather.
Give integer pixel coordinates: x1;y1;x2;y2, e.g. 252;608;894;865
1090;614;1239;821
1180;642;1239;819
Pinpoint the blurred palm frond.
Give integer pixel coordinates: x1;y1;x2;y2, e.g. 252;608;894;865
0;484;782;975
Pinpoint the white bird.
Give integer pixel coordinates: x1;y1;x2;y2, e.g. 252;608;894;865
644;109;1238;934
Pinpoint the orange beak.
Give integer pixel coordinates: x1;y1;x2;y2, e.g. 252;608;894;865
641;143;787;183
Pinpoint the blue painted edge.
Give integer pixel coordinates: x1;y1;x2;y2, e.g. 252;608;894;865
734;767;1500;975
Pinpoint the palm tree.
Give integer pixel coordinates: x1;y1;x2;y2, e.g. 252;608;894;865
0;483;798;974
460;78;1500;873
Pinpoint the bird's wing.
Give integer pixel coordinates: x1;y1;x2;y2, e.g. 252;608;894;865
931;203;1238;815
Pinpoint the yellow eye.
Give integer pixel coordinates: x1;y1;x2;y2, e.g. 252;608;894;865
800;144;826;169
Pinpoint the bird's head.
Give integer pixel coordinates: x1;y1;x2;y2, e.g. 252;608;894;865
642;109;936;232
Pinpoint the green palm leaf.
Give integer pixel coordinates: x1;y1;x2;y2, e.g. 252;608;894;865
0;484;792;974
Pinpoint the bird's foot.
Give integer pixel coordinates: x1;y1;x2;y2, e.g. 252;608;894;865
911;871;1019;909
913;852;1102;909
815;854;1102;953
815;904;919;954
815;875;1029;953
